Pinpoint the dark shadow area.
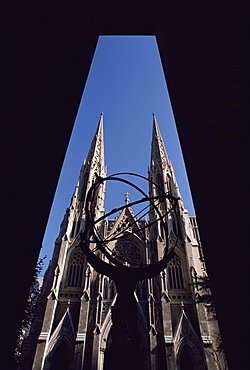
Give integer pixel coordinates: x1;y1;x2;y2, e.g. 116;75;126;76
46;342;70;370
180;347;194;370
1;1;249;368
104;346;143;370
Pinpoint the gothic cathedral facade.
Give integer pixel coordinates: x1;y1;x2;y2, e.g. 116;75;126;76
22;115;227;369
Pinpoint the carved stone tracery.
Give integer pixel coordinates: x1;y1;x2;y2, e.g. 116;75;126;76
112;240;142;266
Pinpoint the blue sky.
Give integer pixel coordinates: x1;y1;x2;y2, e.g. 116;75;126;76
39;36;195;274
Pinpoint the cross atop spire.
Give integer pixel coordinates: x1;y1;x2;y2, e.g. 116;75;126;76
124;192;130;205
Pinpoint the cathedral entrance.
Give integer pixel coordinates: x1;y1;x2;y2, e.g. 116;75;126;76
102;313;144;370
179;346;194;370
45;342;71;370
104;346;143;370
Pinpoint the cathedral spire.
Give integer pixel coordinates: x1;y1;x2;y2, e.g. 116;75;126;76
149;115;182;203
69;114;106;217
151;113;170;170
85;112;105;175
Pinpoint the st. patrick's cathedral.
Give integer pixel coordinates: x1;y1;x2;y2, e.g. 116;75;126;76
21;115;227;369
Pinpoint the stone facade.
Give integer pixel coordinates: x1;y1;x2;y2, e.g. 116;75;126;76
22;114;227;369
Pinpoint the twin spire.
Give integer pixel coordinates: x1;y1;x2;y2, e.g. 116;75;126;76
85;112;170;173
70;112;174;219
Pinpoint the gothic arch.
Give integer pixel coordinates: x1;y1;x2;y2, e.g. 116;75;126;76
69;217;81;239
98;310;113;370
180;346;193;370
167;251;185;290
98;300;150;370
171;210;178;236
156;172;165;194
112;231;146;246
176;338;207;370
44;337;74;370
63;247;86;288
103;277;116;301
103;277;109;300
135;279;148;301
79;171;89;204
166;173;172;194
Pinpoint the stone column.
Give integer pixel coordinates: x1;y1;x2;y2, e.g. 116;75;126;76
148;292;158;368
32;291;58;370
73;290;90;368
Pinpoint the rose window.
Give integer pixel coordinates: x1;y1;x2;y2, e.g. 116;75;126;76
112;240;142;266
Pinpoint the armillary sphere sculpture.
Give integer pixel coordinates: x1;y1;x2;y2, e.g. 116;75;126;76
76;173;179;369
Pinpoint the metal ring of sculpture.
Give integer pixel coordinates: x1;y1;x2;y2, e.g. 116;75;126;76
83;172;180;268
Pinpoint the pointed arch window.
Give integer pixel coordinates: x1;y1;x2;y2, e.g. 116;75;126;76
156;173;167;222
166;173;172;194
171;211;178;236
103;278;109;300
103;277;116;300
79;172;89;204
190;266;198;290
156;173;165;197
135;280;148;301
167;253;184;290
66;248;86;288
70;219;76;239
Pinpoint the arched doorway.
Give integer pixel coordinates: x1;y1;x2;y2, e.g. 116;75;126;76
103;325;144;370
45;341;71;370
179;346;194;370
